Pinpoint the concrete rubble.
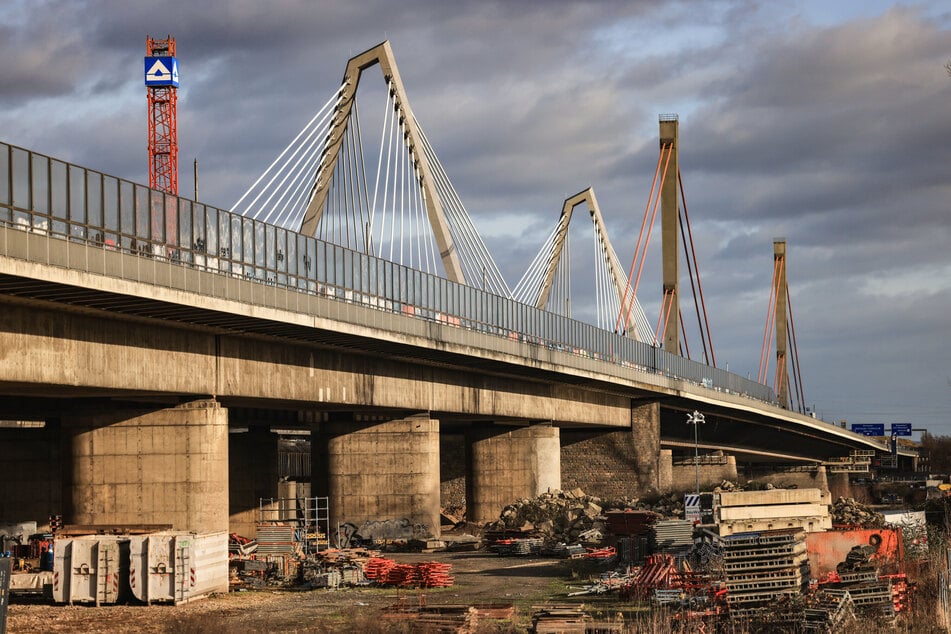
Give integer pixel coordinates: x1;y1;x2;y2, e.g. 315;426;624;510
830;497;885;527
482;487;690;548
478;485;918;631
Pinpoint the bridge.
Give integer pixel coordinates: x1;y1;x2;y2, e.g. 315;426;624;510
0;42;913;539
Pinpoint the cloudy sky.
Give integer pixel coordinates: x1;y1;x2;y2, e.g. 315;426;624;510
2;0;949;434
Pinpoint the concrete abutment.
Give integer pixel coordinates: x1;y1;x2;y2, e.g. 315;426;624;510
312;414;441;539
62;399;229;533
465;423;560;524
561;401;663;499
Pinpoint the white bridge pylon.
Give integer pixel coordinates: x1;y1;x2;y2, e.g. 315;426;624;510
513;188;653;342
231;41;511;297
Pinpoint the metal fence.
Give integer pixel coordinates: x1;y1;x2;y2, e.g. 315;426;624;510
0;140;777;404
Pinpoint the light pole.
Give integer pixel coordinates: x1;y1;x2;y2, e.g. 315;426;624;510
686;410;706;495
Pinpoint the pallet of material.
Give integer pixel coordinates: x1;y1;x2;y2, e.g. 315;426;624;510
720;540;806;559
724;555;804;573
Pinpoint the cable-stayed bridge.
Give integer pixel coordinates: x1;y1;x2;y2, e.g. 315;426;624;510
0;42;913;536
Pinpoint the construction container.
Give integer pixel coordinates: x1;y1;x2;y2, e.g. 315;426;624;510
52;535;125;605
129;531;228;605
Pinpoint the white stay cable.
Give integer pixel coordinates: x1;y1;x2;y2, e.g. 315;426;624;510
512;224;558;304
415;123;511;296
232;84;345;214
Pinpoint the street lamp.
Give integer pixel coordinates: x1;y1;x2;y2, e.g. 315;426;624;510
686;410;706;495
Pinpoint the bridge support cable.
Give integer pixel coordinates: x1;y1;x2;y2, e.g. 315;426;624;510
678;168;716;366
677;205;703;362
296;41;465;283
654;287;675;346
619;143;674;336
415;125;511;295
758;240;803;409
234;41;514;290
512;225;560;305
786;285;807;413
515;188;651;336
757;256;781;384
678;308;692;360
616;150;664;335
231;87;345;227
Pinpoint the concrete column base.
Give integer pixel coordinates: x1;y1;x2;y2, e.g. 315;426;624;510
63;400;229;533
670;454;738;493
658;449;673;493
313;414;440;540
746;465;832;493
827;470;852;499
466;424;560;524
630;402;661;492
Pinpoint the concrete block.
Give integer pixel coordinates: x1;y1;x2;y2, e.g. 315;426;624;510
718;488;826;508
718;503;829;521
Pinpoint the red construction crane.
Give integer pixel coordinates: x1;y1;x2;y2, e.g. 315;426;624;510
145;35;179;194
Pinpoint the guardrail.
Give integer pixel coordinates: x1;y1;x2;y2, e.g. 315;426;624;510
0;140;777;404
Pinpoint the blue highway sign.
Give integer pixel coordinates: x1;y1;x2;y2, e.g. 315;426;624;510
851;423;885;436
890;423;912;436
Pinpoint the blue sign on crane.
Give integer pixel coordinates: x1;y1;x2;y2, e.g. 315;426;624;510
851;423;885;436
145;56;179;87
890;423;912;436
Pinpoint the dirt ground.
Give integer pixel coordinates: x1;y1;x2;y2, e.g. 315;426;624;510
5;551;604;633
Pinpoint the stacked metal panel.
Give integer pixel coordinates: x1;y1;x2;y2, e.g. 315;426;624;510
718;530;808;615
652;519;694;550
652;519;695;565
826;582;894;617
254;523;298;554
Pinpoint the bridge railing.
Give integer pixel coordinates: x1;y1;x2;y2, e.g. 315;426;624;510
0;140;777;404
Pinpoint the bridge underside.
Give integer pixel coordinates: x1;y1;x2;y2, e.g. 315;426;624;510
0;245;906;538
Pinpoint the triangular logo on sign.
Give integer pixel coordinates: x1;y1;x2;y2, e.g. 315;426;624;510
171;60;179;84
146;60;170;82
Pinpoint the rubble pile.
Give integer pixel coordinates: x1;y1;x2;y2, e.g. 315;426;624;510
831;497;885;527
484;489;621;544
483;488;702;546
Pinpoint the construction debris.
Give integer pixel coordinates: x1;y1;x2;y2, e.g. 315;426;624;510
831;497;885;527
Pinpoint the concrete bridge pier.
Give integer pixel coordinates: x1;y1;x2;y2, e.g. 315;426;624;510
62;399;229;533
465;423;560;524
561;401;662;498
312;414;441;539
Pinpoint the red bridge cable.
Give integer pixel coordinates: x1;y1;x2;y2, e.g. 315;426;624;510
654;288;674;346
678;308;691;360
757;258;781;383
627;144;675;334
787;285;806;412
678;203;706;364
788;319;803;412
774;352;786;398
678;169;716;366
616;148;665;334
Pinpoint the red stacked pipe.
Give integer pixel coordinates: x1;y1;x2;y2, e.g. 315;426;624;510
384;563;419;586
363;557;397;581
417;561;455;588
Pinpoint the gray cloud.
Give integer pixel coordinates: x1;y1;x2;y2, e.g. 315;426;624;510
1;1;949;432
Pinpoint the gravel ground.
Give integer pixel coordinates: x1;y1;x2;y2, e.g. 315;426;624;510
5;552;579;633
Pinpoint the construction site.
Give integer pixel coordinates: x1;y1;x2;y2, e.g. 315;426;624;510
3;475;950;632
1;31;949;634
